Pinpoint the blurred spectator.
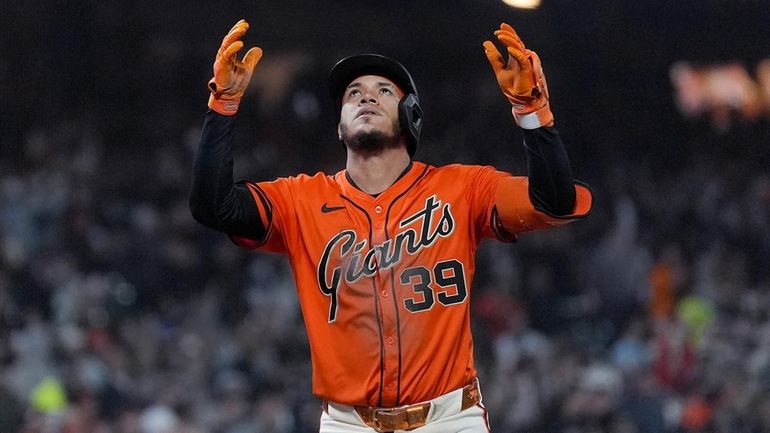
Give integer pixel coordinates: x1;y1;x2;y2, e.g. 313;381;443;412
0;383;25;433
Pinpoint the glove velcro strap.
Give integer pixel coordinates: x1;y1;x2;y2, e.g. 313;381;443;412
208;94;240;116
513;104;554;130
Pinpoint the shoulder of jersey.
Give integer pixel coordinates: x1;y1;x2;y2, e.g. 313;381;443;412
280;171;340;185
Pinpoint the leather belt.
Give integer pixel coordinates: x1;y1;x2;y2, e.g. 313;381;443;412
323;380;481;433
355;402;432;432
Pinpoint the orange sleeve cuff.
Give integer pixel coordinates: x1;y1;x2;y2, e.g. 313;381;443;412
494;177;593;233
563;182;593;219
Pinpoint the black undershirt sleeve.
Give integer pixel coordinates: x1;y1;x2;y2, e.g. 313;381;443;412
521;127;577;217
189;111;267;240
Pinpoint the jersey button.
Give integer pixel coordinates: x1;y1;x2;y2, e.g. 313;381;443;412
387;383;395;391
374;205;383;214
386;336;394;345
375;223;383;229
381;290;388;298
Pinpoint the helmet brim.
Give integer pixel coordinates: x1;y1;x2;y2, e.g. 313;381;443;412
328;54;418;109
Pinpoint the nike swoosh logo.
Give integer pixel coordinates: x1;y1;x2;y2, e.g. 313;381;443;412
321;203;346;213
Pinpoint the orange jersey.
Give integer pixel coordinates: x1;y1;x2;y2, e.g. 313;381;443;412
232;161;591;407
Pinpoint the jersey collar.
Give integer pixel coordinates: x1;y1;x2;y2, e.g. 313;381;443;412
337;161;427;203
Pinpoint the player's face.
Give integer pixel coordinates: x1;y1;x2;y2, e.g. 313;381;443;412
338;75;404;153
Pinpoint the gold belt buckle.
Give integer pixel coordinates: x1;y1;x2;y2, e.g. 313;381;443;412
371;408;394;432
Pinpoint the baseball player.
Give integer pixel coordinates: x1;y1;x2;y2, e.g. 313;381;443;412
190;19;592;433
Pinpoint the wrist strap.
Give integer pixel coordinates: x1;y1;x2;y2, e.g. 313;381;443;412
208;94;240;116
513;104;554;129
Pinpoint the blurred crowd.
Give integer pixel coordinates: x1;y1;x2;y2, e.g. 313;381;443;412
3;2;770;433
2;88;770;433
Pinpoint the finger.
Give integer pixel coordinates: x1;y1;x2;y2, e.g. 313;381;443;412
499;23;522;42
226;19;249;36
495;32;525;52
222;24;248;47
220;21;249;51
500;24;525;50
496;28;523;45
483;40;505;74
496;35;524;57
221;40;244;63
242;46;263;71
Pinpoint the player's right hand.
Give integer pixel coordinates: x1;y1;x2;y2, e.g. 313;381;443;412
207;19;263;116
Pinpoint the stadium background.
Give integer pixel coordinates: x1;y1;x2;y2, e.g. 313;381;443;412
1;1;770;432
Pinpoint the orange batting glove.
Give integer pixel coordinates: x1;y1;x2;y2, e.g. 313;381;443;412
207;19;263;116
483;23;554;129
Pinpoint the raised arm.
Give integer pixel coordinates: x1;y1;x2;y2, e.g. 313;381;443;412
189;20;267;240
483;23;578;217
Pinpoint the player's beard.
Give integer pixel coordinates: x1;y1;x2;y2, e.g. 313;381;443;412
340;119;402;154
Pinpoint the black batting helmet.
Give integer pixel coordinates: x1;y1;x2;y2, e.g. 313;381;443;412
328;54;423;158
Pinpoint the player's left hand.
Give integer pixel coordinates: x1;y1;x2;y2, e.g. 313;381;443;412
483;23;554;129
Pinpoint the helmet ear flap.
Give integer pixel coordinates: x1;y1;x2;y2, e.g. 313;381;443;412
399;93;422;158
